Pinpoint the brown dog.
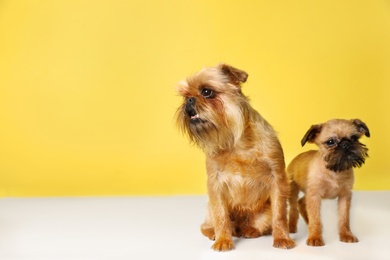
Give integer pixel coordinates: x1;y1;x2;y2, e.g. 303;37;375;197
175;64;294;251
287;119;370;246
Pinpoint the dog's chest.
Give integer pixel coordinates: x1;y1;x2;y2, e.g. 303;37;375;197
318;174;341;199
310;169;354;199
208;155;272;205
217;172;263;203
206;153;272;207
217;172;253;190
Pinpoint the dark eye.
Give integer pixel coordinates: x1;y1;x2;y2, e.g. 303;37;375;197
325;139;336;147
201;88;214;98
351;135;358;142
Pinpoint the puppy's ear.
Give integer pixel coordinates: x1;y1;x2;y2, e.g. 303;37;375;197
352;119;370;137
219;64;248;85
301;124;322;146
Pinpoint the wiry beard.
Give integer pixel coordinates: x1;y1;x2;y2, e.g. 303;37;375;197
176;95;248;155
188;119;235;153
176;103;237;154
324;143;369;172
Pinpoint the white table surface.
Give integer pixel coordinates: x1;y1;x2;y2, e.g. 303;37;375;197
0;191;389;260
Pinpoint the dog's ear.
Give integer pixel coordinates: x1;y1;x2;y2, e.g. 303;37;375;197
219;64;248;85
352;119;370;137
301;124;322;146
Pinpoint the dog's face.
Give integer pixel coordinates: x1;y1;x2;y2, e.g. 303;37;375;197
175;64;249;152
301;119;370;172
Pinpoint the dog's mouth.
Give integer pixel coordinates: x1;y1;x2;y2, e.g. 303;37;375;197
190;113;204;124
190;114;199;120
186;107;203;124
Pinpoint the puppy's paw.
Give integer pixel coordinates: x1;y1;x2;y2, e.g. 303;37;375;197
340;233;359;243
306;236;325;246
212;238;234;251
201;227;215;240
241;227;261;238
273;238;295;249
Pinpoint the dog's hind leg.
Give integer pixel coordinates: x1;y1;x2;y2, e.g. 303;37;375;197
298;195;309;224
288;181;300;233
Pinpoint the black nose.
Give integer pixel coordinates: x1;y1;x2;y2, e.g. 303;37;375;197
185;97;197;117
187;97;195;104
340;140;351;150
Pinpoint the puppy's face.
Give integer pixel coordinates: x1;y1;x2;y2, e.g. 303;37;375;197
175;64;249;152
301;119;370;172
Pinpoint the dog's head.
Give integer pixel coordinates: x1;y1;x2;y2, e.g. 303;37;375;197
175;64;249;153
301;119;370;172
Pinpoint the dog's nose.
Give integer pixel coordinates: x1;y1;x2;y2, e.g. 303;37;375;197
185;97;197;117
187;97;196;104
340;140;351;150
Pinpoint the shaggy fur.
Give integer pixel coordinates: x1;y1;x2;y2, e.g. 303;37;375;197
287;119;370;246
176;64;294;251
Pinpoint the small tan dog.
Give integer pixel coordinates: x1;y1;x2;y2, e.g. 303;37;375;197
176;64;294;251
287;119;370;246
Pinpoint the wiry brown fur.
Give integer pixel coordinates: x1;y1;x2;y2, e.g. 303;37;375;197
176;64;294;251
287;119;370;246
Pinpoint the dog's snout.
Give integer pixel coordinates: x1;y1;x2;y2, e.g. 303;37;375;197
185;97;197;117
340;140;351;150
186;97;196;111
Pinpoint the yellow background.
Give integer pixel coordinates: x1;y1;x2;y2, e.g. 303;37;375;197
0;0;389;197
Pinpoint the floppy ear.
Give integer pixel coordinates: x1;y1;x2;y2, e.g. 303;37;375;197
301;124;322;146
352;119;370;137
219;63;248;85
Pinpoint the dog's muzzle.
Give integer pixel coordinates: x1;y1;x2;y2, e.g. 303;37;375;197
325;140;368;172
185;97;200;123
339;139;351;150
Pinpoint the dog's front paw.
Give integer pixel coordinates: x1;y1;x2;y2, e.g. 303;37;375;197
212;238;234;251
273;238;295;249
306;236;325;246
340;232;359;243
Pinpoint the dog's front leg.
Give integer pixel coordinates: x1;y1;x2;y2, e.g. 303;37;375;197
338;191;359;243
208;190;234;251
306;193;324;246
205;160;234;251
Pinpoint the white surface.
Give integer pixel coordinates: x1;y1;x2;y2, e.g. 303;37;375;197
0;191;389;260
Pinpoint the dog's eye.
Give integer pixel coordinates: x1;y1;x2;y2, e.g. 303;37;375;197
201;88;214;98
325;139;336;147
